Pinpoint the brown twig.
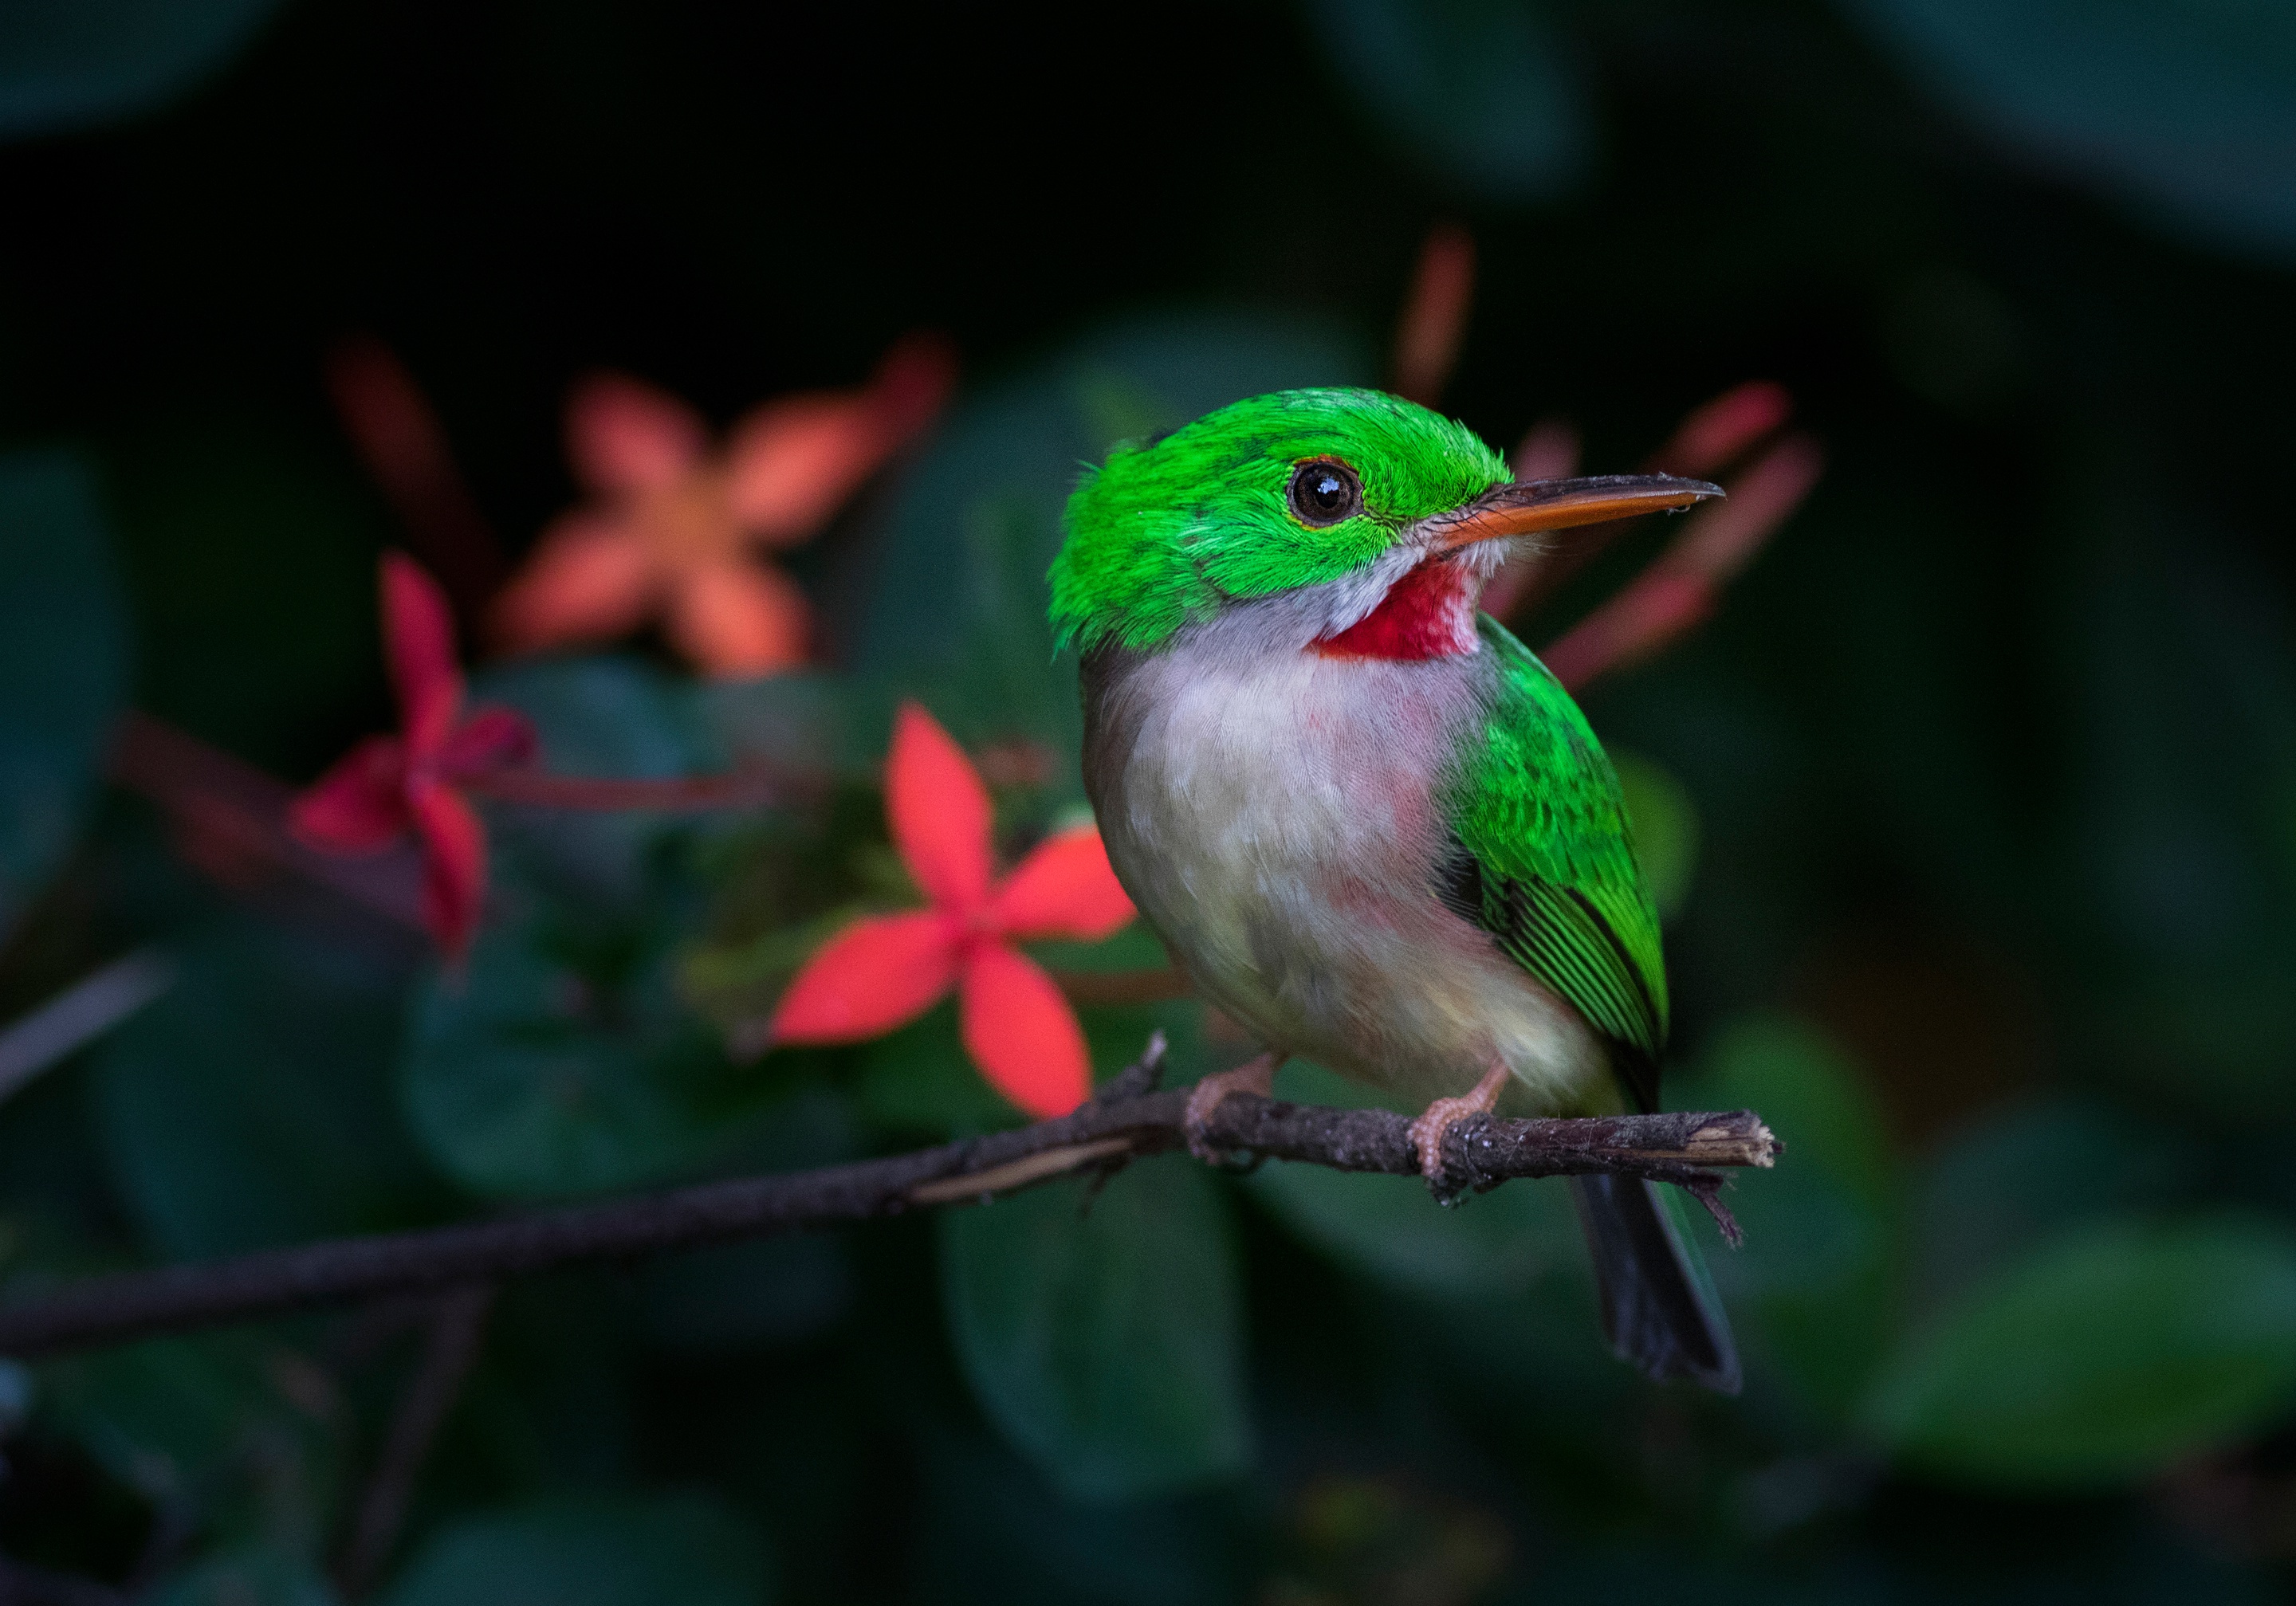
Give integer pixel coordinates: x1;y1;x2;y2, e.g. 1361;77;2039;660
1048;965;1194;1007
0;1039;1776;1361
460;764;787;812
336;1285;493;1599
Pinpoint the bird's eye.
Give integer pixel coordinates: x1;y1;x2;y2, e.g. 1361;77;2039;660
1288;459;1362;527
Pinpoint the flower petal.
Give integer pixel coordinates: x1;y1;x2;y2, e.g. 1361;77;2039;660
407;779;487;961
490;512;661;654
887;701;992;912
436;705;538;778
566;372;710;496
769;910;960;1043
381;553;465;756
663;557;810;679
958;944;1090;1118
725;333;955;548
289;735;411;852
864;332;959;443
991;826;1135;940
723;399;884;548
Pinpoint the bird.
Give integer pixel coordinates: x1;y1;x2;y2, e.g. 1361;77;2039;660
1048;387;1739;1392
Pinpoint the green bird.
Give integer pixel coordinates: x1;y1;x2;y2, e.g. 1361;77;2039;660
1048;387;1738;1391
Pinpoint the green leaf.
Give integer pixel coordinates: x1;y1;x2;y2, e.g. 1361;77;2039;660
377;1494;772;1606
0;448;128;942
1304;0;1589;202
1677;1013;1900;1419
1835;0;2296;260
938;1160;1251;1502
92;916;442;1260
37;1333;343;1545
1612;748;1702;921
1248;1061;1580;1299
1910;1097;2187;1310
150;1545;343;1606
911;1432;1236;1606
855;1000;1020;1137
0;0;287;139
638;1235;851;1353
402;902;773;1199
1865;1216;2296;1486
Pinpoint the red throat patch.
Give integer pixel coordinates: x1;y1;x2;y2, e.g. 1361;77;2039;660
1312;557;1481;661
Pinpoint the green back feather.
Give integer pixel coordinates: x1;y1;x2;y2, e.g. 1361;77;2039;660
1442;618;1670;1103
1050;387;1508;652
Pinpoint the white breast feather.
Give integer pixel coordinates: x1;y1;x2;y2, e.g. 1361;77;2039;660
1100;637;1608;1112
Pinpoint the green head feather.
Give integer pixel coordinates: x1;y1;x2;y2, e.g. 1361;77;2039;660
1048;387;1509;652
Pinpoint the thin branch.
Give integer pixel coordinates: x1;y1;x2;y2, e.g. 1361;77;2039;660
0;1039;1776;1361
1048;965;1194;1007
336;1285;493;1600
0;949;175;1107
460;764;787;812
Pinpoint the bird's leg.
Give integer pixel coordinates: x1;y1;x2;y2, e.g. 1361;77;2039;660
1407;1062;1513;1185
1182;1051;1285;1163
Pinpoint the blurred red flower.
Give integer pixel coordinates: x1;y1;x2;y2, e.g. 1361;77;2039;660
490;334;956;679
291;554;536;960
769;702;1135;1117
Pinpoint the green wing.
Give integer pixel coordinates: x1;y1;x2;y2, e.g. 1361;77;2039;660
1439;617;1669;1110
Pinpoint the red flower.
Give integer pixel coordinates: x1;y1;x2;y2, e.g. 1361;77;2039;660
489;335;955;679
769;703;1136;1117
291;554;536;959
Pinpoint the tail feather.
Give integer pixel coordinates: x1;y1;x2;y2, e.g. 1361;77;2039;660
1570;1173;1740;1394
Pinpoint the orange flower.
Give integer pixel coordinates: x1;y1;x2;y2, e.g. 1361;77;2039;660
491;334;955;679
769;703;1136;1118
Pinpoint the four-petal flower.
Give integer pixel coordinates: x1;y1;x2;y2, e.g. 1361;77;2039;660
291;554;536;959
769;702;1136;1117
489;335;954;678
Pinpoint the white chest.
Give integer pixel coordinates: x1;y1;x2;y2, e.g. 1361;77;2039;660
1088;640;1606;1109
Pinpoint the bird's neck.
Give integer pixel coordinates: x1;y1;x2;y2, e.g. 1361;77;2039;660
1312;556;1481;662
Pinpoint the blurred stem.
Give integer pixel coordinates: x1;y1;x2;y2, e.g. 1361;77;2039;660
0;1036;1777;1361
336;1285;494;1600
460;764;791;811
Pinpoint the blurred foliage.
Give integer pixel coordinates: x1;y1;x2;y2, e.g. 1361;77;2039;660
0;450;127;944
0;0;286;141
1834;0;2296;261
2;0;2296;1600
940;1164;1250;1504
1303;0;1590;202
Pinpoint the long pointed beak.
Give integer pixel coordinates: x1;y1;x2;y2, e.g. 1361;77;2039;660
1425;473;1723;552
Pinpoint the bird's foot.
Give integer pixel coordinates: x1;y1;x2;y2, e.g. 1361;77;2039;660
1406;1062;1513;1189
1183;1052;1283;1164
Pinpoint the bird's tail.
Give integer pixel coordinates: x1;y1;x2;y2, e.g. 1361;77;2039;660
1569;1173;1741;1393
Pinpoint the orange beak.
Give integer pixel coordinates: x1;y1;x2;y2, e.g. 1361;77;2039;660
1425;473;1722;552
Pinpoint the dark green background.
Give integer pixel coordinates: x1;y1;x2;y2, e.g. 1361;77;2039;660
4;0;2296;1600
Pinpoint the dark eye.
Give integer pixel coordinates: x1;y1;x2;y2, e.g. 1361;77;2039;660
1288;459;1362;526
